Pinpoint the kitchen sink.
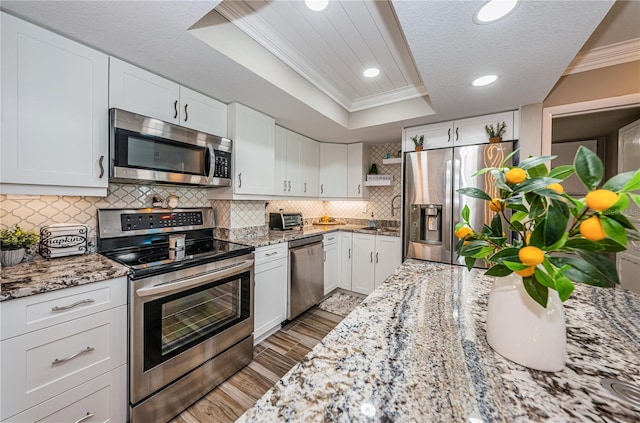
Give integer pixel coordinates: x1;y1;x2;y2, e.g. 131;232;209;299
359;226;400;233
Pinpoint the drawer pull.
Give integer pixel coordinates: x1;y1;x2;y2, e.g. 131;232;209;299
75;412;95;423
265;252;278;257
51;298;95;312
52;346;94;365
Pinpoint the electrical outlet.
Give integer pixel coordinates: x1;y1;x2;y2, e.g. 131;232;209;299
361;203;367;213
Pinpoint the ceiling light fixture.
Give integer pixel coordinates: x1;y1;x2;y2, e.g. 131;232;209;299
472;74;498;86
363;67;380;78
305;0;328;12
473;0;520;24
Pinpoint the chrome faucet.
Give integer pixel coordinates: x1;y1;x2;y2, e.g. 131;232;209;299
391;194;401;217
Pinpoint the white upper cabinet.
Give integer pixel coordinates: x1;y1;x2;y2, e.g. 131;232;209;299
1;12;109;196
274;126;303;197
403;111;517;151
109;57;227;137
347;143;370;199
319;143;348;198
228;103;275;196
300;135;319;197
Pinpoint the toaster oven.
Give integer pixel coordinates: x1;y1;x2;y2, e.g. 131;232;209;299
269;212;303;230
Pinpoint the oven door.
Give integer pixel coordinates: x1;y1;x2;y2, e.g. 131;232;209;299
130;255;254;405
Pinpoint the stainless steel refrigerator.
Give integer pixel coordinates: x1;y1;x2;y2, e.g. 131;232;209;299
403;142;517;266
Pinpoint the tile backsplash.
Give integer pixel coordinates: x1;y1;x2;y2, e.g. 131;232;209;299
0;143;403;241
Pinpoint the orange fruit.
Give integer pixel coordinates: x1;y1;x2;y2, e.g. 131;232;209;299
454;226;472;239
585;190;619;211
515;266;536;277
518;246;544;266
488;198;504;212
505;168;527;184
579;215;606;241
547;183;564;194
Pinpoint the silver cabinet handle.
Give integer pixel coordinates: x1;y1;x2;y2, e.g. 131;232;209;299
328;237;335;241
370;252;373;263
184;104;189;122
75;412;95;423
358;184;361;194
98;156;104;178
448;128;451;142
375;252;379;263
265;252;278;257
324;251;327;262
52;346;94;365
52;298;95;312
321;184;324;194
288;180;291;192
284;180;287;192
304;182;307;193
238;172;242;188
173;100;178;119
348;248;351;259
455;127;459;141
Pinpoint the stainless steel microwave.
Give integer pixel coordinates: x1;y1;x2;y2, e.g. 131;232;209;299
109;108;232;187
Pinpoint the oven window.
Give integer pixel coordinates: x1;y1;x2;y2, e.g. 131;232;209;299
143;271;251;371
115;129;206;176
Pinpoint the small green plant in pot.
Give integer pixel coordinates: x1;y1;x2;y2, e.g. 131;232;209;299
0;225;39;266
411;135;424;151
485;121;507;143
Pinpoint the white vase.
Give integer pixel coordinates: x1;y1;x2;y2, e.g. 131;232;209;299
0;248;25;266
486;272;566;372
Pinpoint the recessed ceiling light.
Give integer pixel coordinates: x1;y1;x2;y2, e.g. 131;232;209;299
305;0;328;12
474;0;520;24
472;74;498;86
363;67;380;78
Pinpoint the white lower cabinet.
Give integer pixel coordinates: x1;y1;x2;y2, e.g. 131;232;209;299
323;234;340;295
254;243;288;344
339;232;353;290
0;278;127;422
351;234;402;295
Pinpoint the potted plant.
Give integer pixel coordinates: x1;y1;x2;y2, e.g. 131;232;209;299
454;146;640;371
485;121;507;143
0;225;40;266
411;135;424;151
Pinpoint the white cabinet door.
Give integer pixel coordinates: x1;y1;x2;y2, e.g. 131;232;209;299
285;131;303;196
374;236;402;288
323;234;340;295
254;246;288;343
109;57;180;124
300;135;319;197
179;86;227;137
351;233;376;295
403;121;453;151
320;143;348;198
347;143;370;198
1;13;109;195
454;111;514;147
339;232;353;290
274;126;288;196
228;103;275;195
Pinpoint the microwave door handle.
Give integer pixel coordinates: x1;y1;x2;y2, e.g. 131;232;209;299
136;259;254;298
205;145;214;182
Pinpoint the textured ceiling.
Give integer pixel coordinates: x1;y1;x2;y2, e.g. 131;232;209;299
0;0;629;145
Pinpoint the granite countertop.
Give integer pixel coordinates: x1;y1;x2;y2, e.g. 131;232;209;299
0;253;130;302
237;259;640;422
237;224;400;248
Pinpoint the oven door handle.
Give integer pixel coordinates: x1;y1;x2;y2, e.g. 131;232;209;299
135;259;254;298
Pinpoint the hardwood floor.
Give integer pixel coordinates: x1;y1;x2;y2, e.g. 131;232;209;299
170;307;343;423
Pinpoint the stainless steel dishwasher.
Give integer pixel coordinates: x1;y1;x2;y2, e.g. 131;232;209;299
288;235;324;320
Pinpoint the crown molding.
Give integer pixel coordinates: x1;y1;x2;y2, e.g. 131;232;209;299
564;38;640;76
350;84;428;112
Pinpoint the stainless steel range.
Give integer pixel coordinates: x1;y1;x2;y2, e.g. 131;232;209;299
97;208;255;423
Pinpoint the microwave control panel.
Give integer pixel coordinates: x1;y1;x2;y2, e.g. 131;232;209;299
213;151;232;179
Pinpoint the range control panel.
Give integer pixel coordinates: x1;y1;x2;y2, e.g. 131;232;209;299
120;211;204;231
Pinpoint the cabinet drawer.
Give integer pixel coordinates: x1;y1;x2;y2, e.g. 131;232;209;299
1;277;127;340
3;364;127;423
323;233;338;246
254;243;287;266
0;306;127;420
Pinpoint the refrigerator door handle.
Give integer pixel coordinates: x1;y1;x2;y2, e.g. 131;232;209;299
445;159;452;254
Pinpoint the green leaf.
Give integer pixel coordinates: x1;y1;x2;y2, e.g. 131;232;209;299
519;155;556;170
548;165;575;181
485;264;513;277
606;211;636;230
527;163;549;178
461;204;470;222
596;239;627;253
471;167;494;177
514;177;561;194
501;150;519;167
503;260;528;271
563;238;605;252
602;170;637;192
544;202;568;247
511;211;528;223
489;247;520;263
491;213;502;237
623;169;640;192
465;256;476;271
631;193;640;208
546;232;568;251
490;169;512;192
600;215;627;245
554;274;575;302
471;247;495;258
548;257;615;287
575;250;620;285
533;267;555;289
528;195;546;219
607;193;630;213
574;145;603;191
457;187;492;201
523;276;549;308
532;188;568;202
529;220;545;248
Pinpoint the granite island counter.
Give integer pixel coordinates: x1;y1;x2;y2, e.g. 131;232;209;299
237;259;640;422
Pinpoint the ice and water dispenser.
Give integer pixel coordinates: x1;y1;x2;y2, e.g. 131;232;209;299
409;204;443;244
